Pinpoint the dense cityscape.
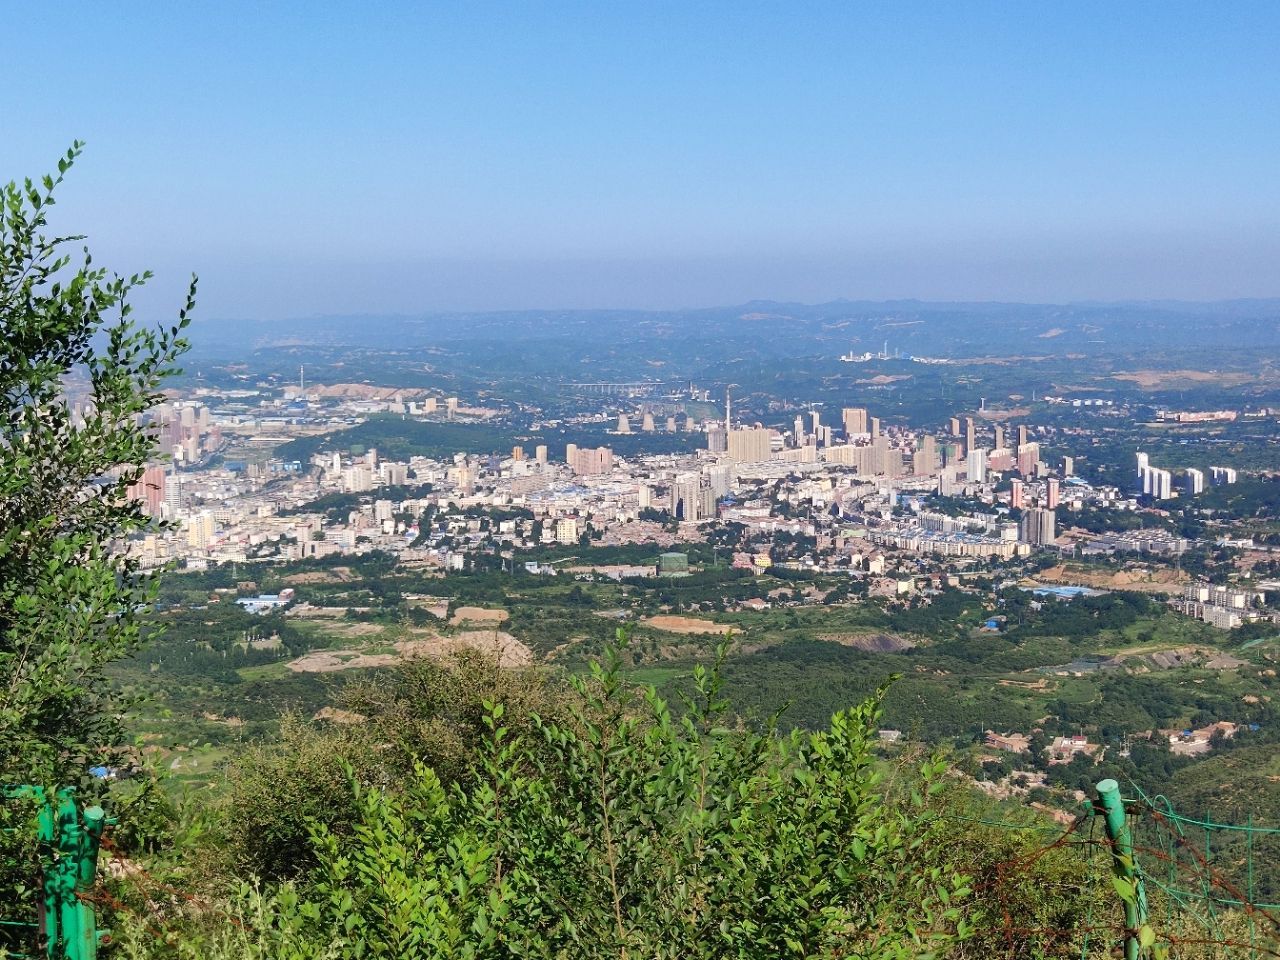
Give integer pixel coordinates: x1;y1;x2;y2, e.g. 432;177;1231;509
9;4;1280;957
131;377;1277;635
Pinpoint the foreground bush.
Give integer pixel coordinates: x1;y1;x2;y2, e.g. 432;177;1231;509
117;639;972;958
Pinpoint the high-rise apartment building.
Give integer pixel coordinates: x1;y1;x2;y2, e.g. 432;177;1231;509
1010;478;1025;509
727;427;772;464
185;510;217;549
966;448;987;484
1019;507;1056;546
1139;465;1173;499
341;464;374;492
669;476;704;522
568;445;614;476
128;464;168;517
915;434;938;476
706;464;732;498
555;517;580;544
1016;442;1040;476
841;407;868;437
1151;468;1173;500
1185;468;1205;495
1046;477;1060;509
163;474;184;517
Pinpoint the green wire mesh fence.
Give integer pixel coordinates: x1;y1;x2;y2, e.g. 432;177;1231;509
956;778;1280;959
1124;781;1280;958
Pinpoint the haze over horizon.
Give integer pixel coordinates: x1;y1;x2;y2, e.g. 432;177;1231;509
6;2;1280;319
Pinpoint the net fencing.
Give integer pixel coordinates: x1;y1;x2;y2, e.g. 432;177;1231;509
4;777;1280;959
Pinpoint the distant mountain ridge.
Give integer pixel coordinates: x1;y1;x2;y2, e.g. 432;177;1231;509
190;297;1280;362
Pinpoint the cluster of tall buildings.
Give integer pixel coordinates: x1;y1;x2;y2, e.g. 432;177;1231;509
566;444;615;476
509;444;550;465
330;449;409;492
703;399;1058;503
125;400;229;519
1019;507;1057;546
668;474;718;522
152;400;221;464
1136;453;1236;499
1172;582;1270;630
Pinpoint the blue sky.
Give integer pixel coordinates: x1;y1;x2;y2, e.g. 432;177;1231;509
5;2;1280;317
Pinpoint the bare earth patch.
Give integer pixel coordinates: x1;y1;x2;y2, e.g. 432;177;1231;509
1031;564;1186;595
405;596;451;619
287;603;369;619
998;678;1052;691
286;649;399;673
642;615;738;636
398;630;532;667
450;606;509;626
817;632;917;652
1113;369;1253;389
1038;327;1066;338
856;374;910;385
287;629;531;673
282;567;356;584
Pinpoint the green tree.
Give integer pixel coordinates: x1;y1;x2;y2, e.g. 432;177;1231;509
0;144;195;785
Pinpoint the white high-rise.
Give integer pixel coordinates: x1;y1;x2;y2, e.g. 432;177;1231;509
966;448;987;484
1211;466;1238;486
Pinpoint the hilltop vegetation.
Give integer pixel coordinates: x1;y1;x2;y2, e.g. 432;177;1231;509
102;642;1132;960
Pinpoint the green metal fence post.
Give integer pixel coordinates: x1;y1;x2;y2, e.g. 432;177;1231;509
1096;778;1149;960
75;805;105;960
32;787;59;959
54;789;82;960
4;786;104;960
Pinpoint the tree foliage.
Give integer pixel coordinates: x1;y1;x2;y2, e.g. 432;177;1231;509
127;636;973;958
0;144;194;784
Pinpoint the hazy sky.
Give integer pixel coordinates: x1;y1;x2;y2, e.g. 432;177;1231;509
6;2;1280;318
